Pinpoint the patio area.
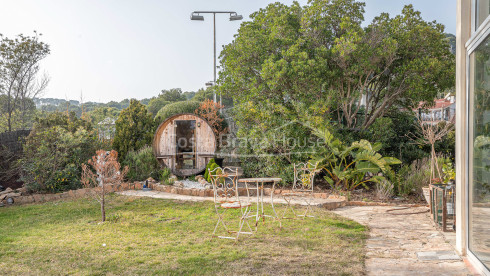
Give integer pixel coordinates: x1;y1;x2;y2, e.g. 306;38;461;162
333;206;470;276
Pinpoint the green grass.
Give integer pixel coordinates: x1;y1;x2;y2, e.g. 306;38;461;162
0;195;367;275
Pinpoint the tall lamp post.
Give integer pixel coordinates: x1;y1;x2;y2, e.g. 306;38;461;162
190;11;243;106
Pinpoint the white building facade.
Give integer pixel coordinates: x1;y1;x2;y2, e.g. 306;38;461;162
456;1;490;275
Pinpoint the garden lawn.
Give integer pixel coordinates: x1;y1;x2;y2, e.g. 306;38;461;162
0;195;367;275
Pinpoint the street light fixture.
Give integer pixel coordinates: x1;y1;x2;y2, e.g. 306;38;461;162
190;11;243;106
190;14;204;21
229;13;243;21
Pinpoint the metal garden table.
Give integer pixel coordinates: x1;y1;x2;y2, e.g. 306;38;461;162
238;177;282;228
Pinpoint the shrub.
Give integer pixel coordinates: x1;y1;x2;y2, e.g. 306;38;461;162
229;101;315;183
113;99;155;161
147;98;171;117
19;112;102;193
311;126;401;193
194;99;228;138
154;101;201;124
204;158;221;183
123;146;161;181
338;109;428;166
392;158;431;197
159;167;173;185
375;179;394;201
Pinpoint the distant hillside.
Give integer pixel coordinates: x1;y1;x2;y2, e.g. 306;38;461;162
33;97;149;118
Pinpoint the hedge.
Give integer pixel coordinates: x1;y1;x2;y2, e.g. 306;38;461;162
155;101;201;124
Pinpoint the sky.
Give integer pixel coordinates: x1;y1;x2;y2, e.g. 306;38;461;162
0;0;456;103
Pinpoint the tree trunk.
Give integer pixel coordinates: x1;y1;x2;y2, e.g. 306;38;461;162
101;181;105;222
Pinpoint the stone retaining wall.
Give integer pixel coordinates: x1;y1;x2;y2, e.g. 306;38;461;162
6;182;145;206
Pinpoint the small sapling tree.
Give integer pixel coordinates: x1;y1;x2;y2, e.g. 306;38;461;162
410;117;455;184
81;150;128;222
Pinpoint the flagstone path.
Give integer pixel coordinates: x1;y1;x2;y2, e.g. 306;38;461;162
333;206;471;276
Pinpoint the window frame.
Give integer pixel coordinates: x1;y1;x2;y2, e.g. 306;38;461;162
465;12;490;275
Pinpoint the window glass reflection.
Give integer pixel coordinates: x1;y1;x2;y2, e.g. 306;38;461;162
477;0;490;29
469;34;490;269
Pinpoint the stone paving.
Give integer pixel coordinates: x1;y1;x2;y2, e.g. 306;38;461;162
332;206;471;276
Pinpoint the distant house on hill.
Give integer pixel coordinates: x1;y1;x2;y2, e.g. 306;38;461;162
97;117;116;140
415;94;455;124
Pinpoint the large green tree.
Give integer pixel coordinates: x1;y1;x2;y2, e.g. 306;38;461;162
0;32;50;132
217;0;455;179
146;97;171;117
219;0;455;130
158;88;187;102
113;99;154;161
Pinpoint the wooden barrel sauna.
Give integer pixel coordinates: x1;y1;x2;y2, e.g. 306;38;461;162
153;113;216;176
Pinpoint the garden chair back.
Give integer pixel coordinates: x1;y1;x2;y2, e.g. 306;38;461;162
292;162;318;193
281;161;319;219
208;166;253;241
209;166;239;203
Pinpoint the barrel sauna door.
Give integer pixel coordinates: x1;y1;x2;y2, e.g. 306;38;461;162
175;120;196;170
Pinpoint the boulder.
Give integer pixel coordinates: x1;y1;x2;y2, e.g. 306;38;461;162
1;193;21;201
0;187;13;195
173;181;184;188
15;187;27;195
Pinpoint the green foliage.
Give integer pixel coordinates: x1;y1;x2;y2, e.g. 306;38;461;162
113;99;155;161
223;101;323;183
47;164;80;192
204;159;218;183
154;100;200;123
310;126;401;192
389;158;431;197
194;87;233;107
193;88;214;102
123;146;161;181
158;88;187;102
159;167;173;185
19;112;102;193
35;111;92;132
434;127;455;160
203;159;214;181
183;91;196;100
441;157;455;184
146;98;171;117
85;106;120;124
0;96;37;132
219;0;454;133
337;109;428;165
145;88;190;118
0;32;50;132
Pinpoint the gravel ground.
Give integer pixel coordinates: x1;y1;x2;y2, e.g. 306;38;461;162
180;180;208;190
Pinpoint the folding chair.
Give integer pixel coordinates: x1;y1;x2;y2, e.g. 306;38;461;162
281;162;318;219
209;166;254;241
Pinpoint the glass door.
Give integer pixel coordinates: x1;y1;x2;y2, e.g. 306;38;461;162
175;120;196;170
468;33;490;270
